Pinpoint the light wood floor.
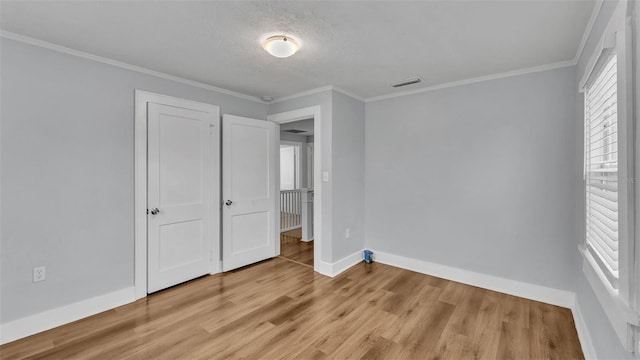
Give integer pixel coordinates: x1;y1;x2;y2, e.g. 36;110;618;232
280;228;313;267
0;259;583;359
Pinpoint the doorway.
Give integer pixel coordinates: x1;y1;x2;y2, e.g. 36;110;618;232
268;106;322;273
279;119;314;267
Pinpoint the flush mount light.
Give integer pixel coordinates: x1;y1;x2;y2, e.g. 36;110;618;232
263;36;299;58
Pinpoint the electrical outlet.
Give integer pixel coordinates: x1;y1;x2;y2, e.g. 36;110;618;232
345;228;351;239
33;266;46;282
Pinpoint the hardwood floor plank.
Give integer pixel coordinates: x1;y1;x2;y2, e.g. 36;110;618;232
379;283;444;342
286;345;328;360
468;293;503;359
395;300;456;356
497;321;531;359
279;228;313;267
501;293;531;329
529;301;584;360
445;286;485;337
429;330;476;360
357;336;402;360
0;258;584;360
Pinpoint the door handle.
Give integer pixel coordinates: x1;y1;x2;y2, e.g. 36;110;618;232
150;208;160;215
225;200;233;206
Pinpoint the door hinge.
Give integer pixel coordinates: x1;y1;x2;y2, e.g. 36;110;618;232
146;209;149;215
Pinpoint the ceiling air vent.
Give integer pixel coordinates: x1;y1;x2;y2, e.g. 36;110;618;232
391;77;422;88
283;129;305;134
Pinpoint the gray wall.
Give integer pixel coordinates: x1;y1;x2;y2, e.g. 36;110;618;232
268;91;334;262
331;91;365;261
365;66;579;291
269;90;366;263
573;0;636;358
0;38;267;322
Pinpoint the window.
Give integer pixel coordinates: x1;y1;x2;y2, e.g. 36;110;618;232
579;0;635;350
584;53;619;289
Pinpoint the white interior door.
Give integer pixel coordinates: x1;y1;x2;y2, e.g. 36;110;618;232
222;115;279;271
147;102;219;293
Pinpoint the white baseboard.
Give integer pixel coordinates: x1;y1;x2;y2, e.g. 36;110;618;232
372;250;576;308
317;260;333;277
0;286;136;345
331;250;364;277
571;302;597;359
317;250;364;278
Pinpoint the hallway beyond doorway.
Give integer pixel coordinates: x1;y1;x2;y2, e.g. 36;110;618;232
279;228;313;267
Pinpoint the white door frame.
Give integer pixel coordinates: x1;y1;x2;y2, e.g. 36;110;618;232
134;90;221;300
267;106;322;273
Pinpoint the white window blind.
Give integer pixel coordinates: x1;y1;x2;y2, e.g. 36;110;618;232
585;53;619;289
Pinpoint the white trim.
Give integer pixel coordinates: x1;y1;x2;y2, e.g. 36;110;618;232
2;29;584;106
0;287;135;345
270;85;365;104
134;90;221;300
317;261;333;277
582;247;639;350
331;250;364;277
268;106;324;275
269;106;320;124
0;31;265;104
578;1;636;351
270;61;578;104
371;250;576;308
365;60;575;103
579;0;628;90
332;86;365;102
270;61;579;105
575;0;605;64
578;32;616;91
270;86;334;104
316;250;364;278
572;302;598;360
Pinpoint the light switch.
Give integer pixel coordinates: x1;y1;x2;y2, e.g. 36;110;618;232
322;171;329;183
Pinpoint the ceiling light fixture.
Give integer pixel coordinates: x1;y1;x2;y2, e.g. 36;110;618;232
263;36;299;58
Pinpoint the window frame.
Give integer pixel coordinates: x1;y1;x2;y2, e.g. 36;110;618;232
579;0;637;351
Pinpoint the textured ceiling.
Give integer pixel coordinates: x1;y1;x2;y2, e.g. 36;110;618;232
0;1;596;100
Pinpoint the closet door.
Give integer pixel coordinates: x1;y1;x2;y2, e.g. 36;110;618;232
147;102;219;293
222;115;279;271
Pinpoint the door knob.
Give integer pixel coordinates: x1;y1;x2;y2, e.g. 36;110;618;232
225;200;233;206
150;208;160;215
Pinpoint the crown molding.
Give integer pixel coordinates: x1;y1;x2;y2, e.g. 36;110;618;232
332;86;366;102
270;85;366;105
365;60;576;103
270;85;334;104
574;0;605;64
0;31;266;104
3;28;587;106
